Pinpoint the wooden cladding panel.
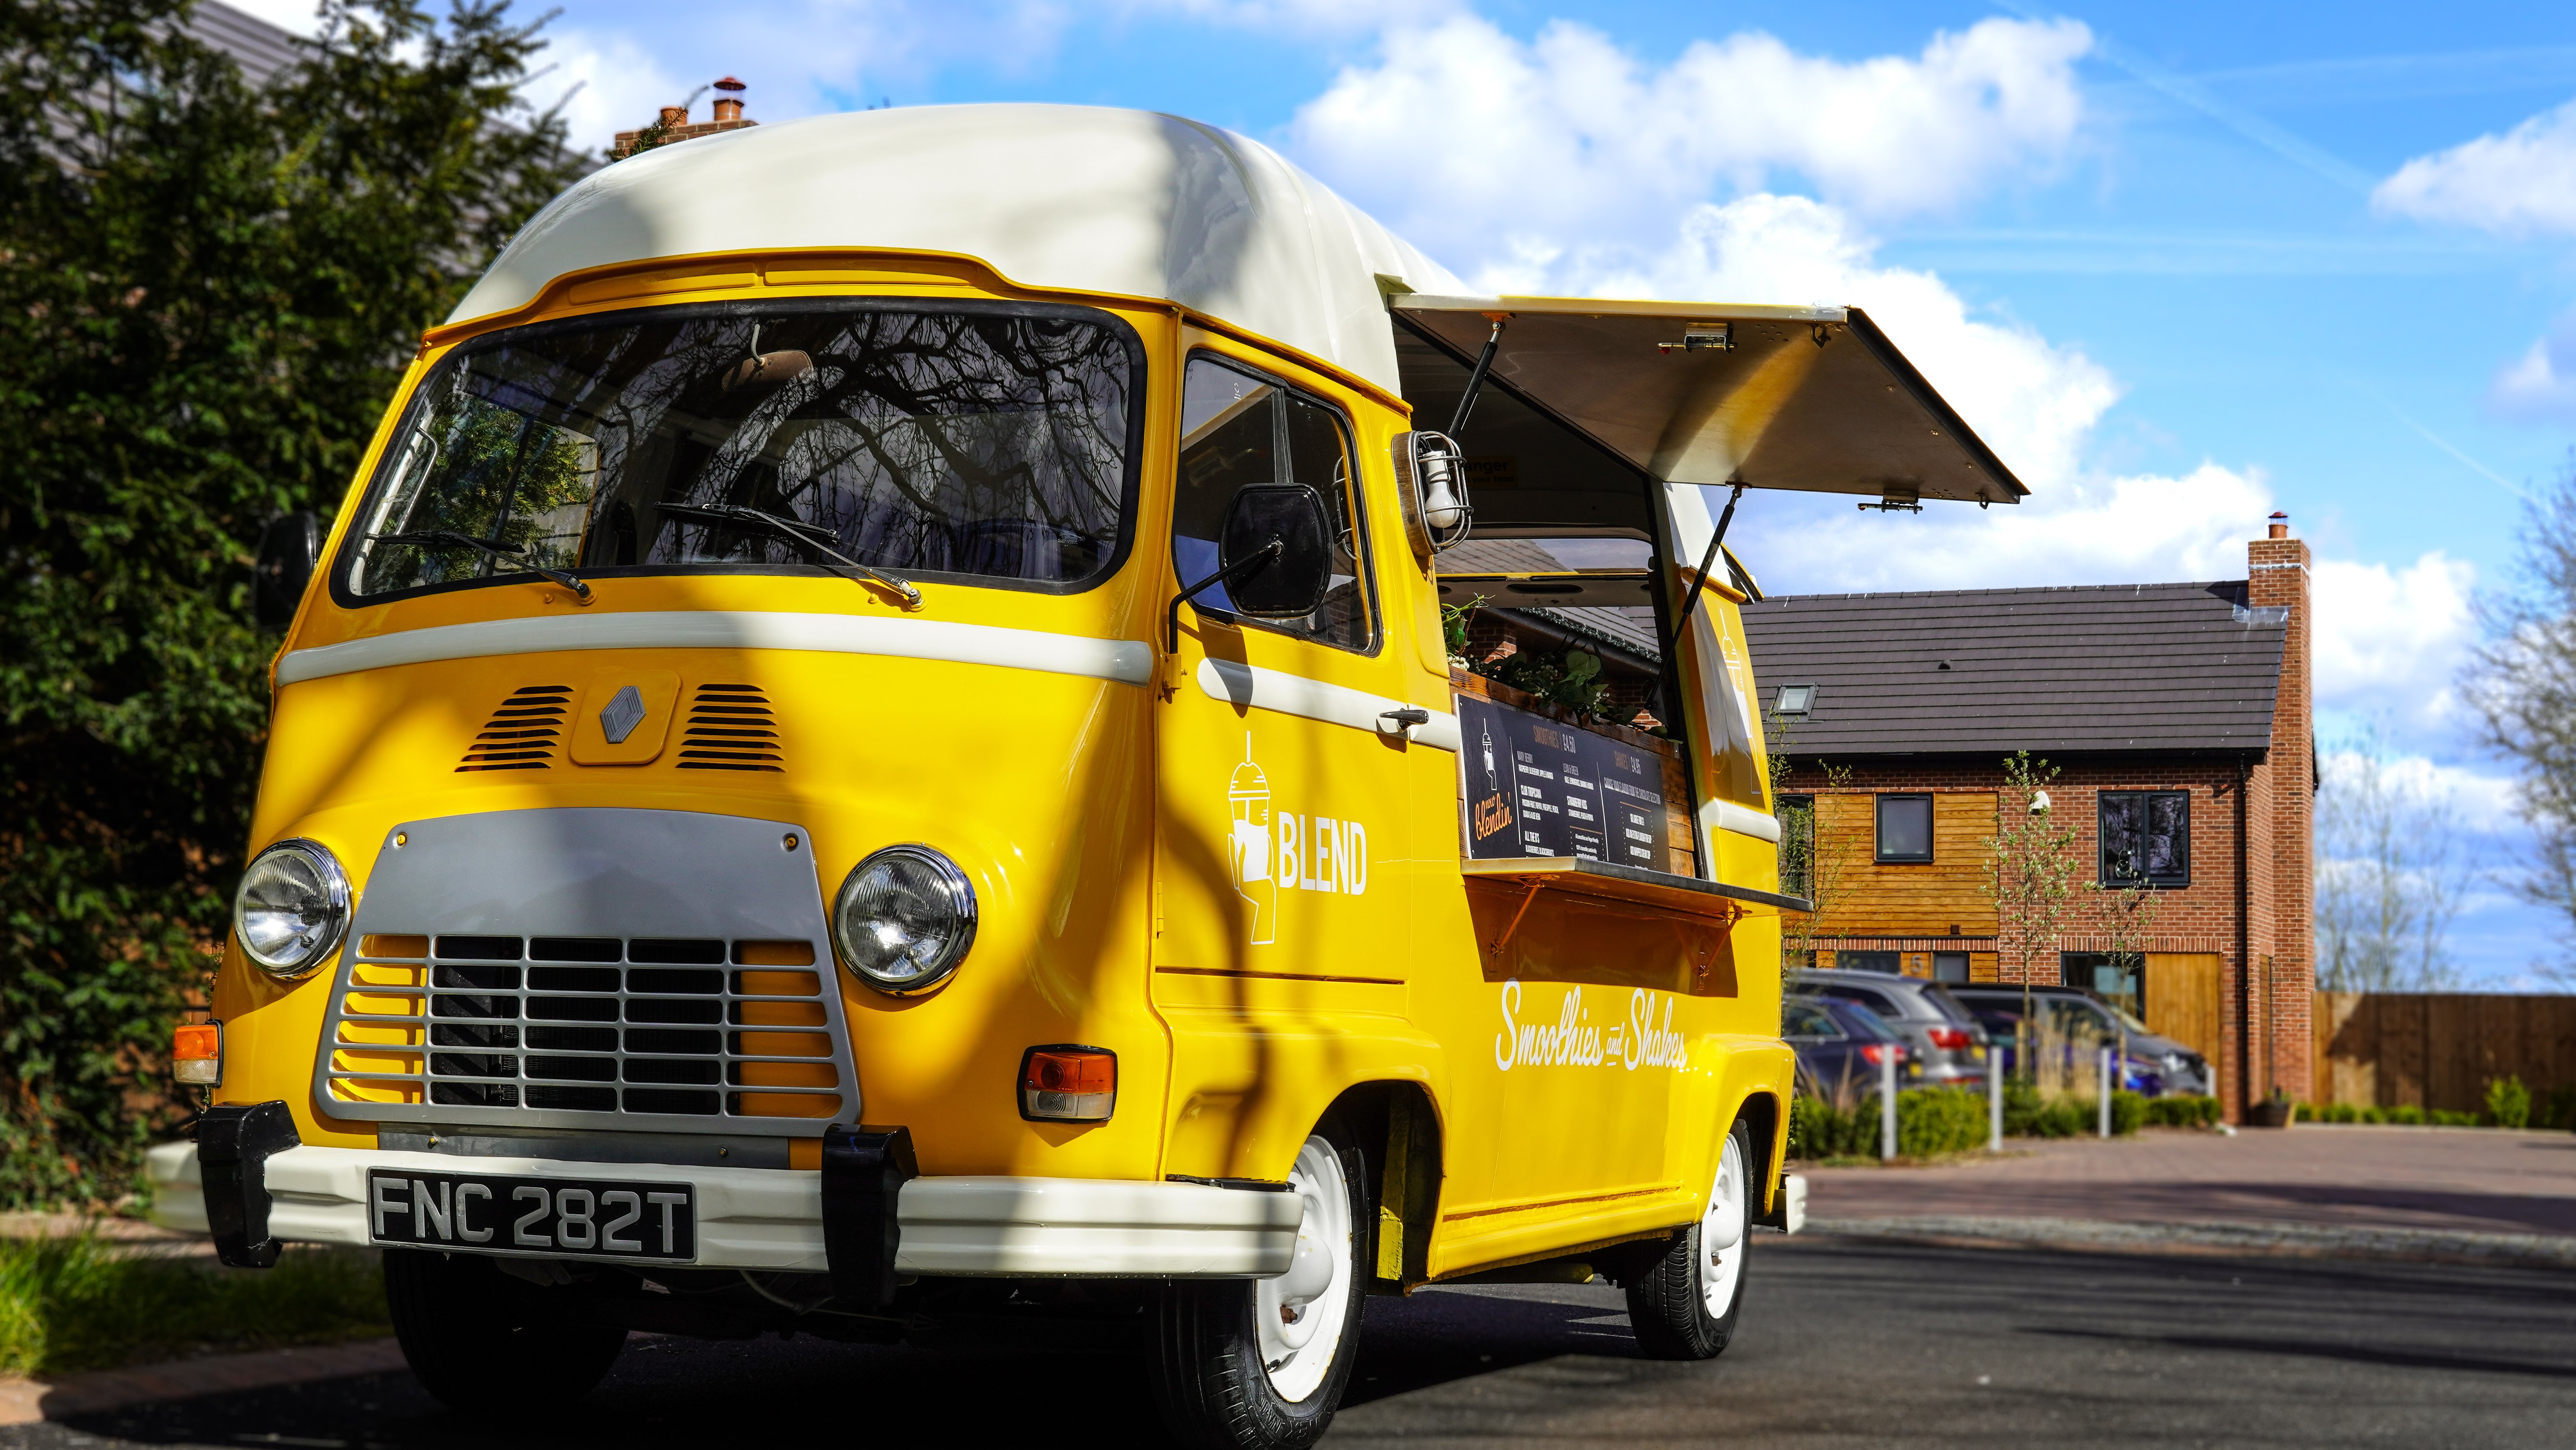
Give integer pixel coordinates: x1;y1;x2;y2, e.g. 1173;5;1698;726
1808;792;1999;938
2312;992;2576;1112
2143;953;2222;1061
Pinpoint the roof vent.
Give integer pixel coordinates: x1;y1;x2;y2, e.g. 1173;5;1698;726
459;686;574;771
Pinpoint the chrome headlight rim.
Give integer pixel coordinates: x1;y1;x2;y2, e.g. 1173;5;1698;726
233;837;351;979
831;843;978;996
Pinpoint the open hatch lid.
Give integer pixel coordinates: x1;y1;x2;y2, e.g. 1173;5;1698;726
1387;293;2028;506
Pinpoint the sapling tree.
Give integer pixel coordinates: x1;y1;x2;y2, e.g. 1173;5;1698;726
1984;752;2079;1075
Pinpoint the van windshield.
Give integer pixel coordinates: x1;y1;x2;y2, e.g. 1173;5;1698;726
343;302;1139;600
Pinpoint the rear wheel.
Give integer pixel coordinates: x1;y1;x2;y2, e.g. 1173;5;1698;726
1149;1126;1368;1449
384;1249;626;1413
1626;1118;1752;1360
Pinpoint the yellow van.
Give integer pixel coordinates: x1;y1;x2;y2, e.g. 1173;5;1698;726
151;104;2021;1446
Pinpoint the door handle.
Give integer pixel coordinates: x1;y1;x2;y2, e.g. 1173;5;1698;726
1379;707;1431;731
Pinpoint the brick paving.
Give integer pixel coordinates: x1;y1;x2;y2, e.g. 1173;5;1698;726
1803;1123;2576;1238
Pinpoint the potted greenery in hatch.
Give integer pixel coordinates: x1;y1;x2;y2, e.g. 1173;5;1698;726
2249;1088;2296;1129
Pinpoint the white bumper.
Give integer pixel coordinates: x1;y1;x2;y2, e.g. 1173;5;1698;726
146;1143;1299;1276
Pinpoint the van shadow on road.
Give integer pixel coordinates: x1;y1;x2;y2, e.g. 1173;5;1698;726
19;1239;2576;1450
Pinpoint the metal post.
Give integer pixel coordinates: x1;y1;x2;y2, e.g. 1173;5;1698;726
1881;1050;1899;1161
1988;1044;2005;1152
2098;1046;2114;1139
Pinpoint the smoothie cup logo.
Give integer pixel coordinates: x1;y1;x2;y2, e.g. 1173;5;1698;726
1228;734;1277;946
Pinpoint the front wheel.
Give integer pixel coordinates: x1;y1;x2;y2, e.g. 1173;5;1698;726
384;1249;626;1414
1626;1117;1752;1360
1149;1127;1369;1449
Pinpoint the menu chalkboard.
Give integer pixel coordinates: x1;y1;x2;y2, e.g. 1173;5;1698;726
1457;695;1670;869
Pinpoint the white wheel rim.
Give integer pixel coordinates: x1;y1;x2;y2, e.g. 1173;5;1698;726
1256;1135;1354;1403
1699;1134;1747;1317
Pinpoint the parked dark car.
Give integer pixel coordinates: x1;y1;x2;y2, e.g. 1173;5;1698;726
1783;995;1916;1099
1949;984;2212;1097
1788;967;1989;1086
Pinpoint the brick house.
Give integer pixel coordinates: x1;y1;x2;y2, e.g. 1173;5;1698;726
1740;517;2316;1121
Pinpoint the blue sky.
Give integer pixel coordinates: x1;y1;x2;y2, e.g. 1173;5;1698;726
247;0;2576;983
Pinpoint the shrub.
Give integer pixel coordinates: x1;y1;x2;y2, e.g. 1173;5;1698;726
2108;1090;2147;1135
2485;1075;2533;1130
0;1235;386;1376
2388;1103;2427;1125
1792;1087;1992;1160
1897;1088;1989;1157
2145;1095;2223;1128
2430;1108;2479;1127
2540;1085;2576;1131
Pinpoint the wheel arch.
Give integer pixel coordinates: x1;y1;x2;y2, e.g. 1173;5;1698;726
1318;1079;1444;1291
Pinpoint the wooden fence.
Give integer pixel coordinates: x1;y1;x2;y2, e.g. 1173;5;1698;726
2312;992;2576;1112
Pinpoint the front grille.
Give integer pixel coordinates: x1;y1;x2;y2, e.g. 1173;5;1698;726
322;933;844;1123
676;684;784;772
458;686;574;771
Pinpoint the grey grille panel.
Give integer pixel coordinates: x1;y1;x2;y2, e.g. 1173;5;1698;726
314;809;857;1136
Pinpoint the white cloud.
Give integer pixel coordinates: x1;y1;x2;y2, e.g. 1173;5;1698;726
2489;309;2576;424
2312;553;2479;726
2374;96;2576;238
1125;0;1461;33
213;0;324;37
1291;13;2090;264
2317;747;2517;833
544;29;689;156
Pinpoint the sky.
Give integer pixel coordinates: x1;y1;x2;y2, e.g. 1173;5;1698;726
239;0;2576;985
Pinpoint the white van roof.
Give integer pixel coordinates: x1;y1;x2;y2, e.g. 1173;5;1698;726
447;103;1465;395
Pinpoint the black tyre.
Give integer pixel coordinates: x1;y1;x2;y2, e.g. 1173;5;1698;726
384;1249;626;1413
1149;1123;1370;1450
1626;1117;1753;1360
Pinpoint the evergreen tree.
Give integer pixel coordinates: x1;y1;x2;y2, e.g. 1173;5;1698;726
0;0;583;1205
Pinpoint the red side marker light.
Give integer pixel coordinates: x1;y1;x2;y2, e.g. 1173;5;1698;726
174;1022;222;1086
1020;1046;1115;1122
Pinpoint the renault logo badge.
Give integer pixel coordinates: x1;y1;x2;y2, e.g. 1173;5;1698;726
599;685;648;745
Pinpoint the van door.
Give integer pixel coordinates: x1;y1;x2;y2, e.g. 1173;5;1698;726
1151;346;1422;1181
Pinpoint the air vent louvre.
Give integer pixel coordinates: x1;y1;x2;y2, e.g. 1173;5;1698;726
457;685;574;771
675;683;784;772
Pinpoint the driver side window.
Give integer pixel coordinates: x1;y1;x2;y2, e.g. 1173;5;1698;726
1173;354;1373;653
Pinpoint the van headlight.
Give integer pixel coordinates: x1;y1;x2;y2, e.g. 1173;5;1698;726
233;839;351;978
831;845;977;994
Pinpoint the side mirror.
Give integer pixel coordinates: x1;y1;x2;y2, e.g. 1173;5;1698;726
1393;430;1473;556
1218;484;1332;618
254;512;324;629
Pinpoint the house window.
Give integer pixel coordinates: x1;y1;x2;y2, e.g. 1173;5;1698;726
1774;683;1815;716
1832;950;1901;974
1932;951;1970;983
2099;790;2189;887
1775;794;1815;899
2061;951;2144;1020
1875;793;1933;863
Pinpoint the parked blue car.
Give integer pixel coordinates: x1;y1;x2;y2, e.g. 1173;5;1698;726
1783;995;1919;1100
1948;985;2202;1096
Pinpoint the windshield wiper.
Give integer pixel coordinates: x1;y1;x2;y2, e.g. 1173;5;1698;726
374;530;590;601
657;503;921;607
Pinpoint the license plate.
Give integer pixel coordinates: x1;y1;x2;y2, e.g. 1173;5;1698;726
367;1170;696;1262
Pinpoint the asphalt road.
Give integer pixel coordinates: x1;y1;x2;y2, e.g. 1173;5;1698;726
13;1235;2576;1449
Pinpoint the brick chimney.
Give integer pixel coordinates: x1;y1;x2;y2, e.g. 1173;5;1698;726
615;80;759;161
2247;510;2313;1111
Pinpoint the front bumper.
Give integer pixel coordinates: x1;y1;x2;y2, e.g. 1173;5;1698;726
146;1140;1299;1277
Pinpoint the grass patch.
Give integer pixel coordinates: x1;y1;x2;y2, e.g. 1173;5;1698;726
0;1234;388;1377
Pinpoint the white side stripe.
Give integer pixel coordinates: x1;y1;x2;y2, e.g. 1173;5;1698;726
1711;800;1783;845
1195;658;1460;752
275;611;1154;687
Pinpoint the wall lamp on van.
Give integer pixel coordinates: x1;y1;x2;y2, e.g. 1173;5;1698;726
233;838;351;979
831;845;978;994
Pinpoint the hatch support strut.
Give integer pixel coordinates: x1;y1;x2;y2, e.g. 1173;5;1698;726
1445;316;1509;440
1666;483;1746;659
